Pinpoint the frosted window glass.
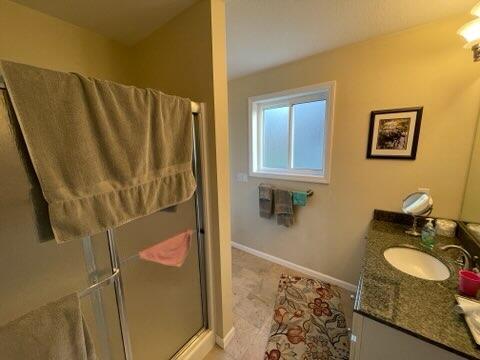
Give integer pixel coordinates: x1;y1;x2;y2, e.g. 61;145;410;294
262;106;289;169
292;101;326;170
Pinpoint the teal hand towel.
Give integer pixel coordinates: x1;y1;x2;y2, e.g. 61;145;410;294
292;191;308;206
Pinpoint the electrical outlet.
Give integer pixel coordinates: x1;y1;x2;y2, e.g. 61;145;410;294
236;173;248;182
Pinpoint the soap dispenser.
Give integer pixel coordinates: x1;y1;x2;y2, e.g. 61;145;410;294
421;218;436;249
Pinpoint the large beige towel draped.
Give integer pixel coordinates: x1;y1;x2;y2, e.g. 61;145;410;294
1;60;196;243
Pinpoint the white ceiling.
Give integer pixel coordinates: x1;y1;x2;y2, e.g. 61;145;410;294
226;0;477;79
10;0;478;79
11;0;198;45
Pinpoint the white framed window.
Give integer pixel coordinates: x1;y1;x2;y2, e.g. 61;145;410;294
248;81;335;184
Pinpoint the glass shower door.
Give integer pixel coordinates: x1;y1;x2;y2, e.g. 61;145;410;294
87;115;207;359
0;86;207;360
112;200;205;359
112;113;206;359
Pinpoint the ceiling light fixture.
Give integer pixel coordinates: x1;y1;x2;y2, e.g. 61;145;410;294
471;2;480;17
459;1;480;61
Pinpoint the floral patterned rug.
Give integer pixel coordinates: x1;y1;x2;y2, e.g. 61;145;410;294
264;275;350;360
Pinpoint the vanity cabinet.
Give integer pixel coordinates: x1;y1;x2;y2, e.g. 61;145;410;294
350;313;464;360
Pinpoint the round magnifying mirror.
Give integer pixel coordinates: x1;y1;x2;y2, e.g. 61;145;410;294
402;192;433;216
402;191;433;236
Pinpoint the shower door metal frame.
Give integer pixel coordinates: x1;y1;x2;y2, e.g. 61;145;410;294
107;229;134;360
192;112;209;331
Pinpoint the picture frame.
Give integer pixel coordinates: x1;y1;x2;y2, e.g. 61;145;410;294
366;107;423;160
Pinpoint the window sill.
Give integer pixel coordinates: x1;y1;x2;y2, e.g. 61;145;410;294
249;170;330;184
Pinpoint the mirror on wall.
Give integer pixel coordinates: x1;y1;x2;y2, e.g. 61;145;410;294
461;113;480;240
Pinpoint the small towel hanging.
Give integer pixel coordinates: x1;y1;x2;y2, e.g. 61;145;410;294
292;190;313;206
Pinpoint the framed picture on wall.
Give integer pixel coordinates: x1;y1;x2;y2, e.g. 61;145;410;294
366;107;423;160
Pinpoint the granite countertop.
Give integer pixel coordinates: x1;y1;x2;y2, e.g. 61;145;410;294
355;219;480;359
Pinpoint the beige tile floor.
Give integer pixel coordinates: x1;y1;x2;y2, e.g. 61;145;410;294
204;247;354;360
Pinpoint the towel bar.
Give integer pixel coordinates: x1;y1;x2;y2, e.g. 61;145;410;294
78;268;120;298
0;76;200;114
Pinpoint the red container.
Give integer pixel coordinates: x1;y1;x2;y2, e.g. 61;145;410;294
459;270;480;297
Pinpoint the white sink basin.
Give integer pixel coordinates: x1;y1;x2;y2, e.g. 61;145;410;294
383;247;450;281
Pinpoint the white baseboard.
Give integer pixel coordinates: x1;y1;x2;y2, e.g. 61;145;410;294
215;326;235;349
232;242;357;292
176;329;215;360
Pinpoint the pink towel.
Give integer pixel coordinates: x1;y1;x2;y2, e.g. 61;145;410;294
139;230;193;267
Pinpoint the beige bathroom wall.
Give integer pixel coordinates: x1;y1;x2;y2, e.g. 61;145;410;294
210;0;233;340
130;0;233;338
462;114;480;223
0;0;129;82
229;14;480;285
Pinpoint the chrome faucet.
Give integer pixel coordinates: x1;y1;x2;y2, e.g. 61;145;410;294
440;245;472;270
